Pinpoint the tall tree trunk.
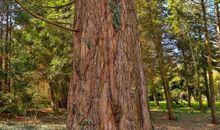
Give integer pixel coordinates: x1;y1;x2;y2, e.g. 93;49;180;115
49;81;59;112
154;35;175;120
186;78;191;107
58;80;69;109
59;85;68;108
182;49;191;107
203;66;211;107
215;0;220;47
151;83;160;107
201;0;218;124
196;68;203;111
0;59;2;92
0;10;3;92
189;42;203;110
153;86;160;107
4;1;11;93
67;0;152;130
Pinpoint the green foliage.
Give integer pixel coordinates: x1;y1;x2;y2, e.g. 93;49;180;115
0;0;73;113
12;80;29;91
21;93;33;105
2;105;24;115
14;12;30;25
0;93;14;106
0;93;24;115
109;0;121;31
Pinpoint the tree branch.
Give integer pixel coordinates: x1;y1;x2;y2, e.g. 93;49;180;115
14;0;78;32
41;0;75;9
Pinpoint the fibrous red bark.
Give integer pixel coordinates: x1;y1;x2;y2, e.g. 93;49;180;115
67;0;152;129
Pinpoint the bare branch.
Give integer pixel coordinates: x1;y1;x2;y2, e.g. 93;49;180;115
14;0;78;32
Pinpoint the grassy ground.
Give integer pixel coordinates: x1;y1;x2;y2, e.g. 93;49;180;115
0;102;220;130
151;101;220;130
0;109;66;130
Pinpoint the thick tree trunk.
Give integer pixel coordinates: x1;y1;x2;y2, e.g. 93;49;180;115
201;0;218;124
67;0;152;130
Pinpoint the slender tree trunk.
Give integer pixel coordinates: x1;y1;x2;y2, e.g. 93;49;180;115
201;0;218;124
203;66;211;107
186;79;191;107
4;1;11;93
0;11;3;92
189;42;203;110
152;85;160;107
49;81;59;112
182;50;191;107
59;85;68;108
0;59;2;92
145;0;173;119
215;1;220;47
196;69;203;111
67;0;152;129
154;35;175;120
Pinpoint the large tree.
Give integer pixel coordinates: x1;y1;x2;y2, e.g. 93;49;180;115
67;0;152;129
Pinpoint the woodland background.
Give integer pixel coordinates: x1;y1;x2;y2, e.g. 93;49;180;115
1;0;220;129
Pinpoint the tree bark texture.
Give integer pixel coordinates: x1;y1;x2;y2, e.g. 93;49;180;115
67;0;152;130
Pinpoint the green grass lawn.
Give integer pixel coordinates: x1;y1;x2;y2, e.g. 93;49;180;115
150;101;220;116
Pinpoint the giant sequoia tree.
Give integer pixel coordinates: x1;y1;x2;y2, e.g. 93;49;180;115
67;0;152;129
